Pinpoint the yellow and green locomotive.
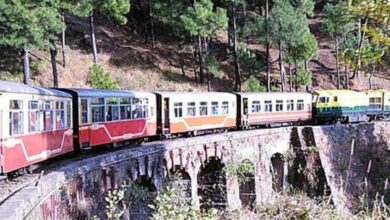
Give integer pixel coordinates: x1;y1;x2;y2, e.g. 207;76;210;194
312;90;390;123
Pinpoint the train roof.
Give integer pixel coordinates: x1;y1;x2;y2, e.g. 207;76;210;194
313;90;366;96
0;80;71;97
236;92;311;97
155;91;236;97
60;88;155;98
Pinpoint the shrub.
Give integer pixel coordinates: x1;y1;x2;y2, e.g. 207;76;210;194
246;75;266;92
87;64;119;89
293;68;312;88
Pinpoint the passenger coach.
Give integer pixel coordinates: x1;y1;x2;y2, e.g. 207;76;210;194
155;92;237;136
0;81;73;174
59;89;157;149
236;92;312;128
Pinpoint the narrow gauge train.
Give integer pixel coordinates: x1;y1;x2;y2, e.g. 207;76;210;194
1;80;390;175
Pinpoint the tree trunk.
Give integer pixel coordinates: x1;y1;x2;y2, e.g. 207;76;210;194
288;63;292;92
278;39;285;92
353;18;368;79
232;4;241;92
207;71;211;91
89;10;99;64
193;51;198;83
369;64;375;89
265;0;271;92
23;47;31;85
50;40;59;88
336;37;340;89
344;57;349;89
128;0;136;33
227;7;234;52
295;62;298;92
198;35;204;84
148;0;155;50
61;10;66;68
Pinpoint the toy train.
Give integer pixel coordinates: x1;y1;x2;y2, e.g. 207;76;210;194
1;80;389;175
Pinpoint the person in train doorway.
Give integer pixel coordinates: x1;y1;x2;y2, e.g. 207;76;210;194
106;107;112;121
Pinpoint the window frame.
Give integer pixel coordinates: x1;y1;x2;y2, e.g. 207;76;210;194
174;102;183;118
199;101;208;116
9;100;24;136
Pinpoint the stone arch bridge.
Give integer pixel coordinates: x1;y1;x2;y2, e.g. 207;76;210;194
2;122;390;219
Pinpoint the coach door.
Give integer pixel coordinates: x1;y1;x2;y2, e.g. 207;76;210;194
163;98;170;133
243;98;248;115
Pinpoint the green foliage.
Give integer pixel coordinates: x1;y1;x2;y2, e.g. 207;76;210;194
0;0;64;49
205;56;224;78
87;64;119;89
285;32;318;65
290;0;315;16
292;68;312;87
224;159;255;184
245;75;266;92
150;176;218;220
180;0;228;37
105;186;125;220
238;43;264;73
269;0;309;48
321;3;356;38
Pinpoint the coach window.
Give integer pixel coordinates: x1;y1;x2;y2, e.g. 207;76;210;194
120;98;132;120
222;101;229;115
9;100;23;135
43;101;54;131
287;100;294;111
142;98;149;118
297;100;304;111
200;102;208;116
264;100;272;112
252;101;261;113
28;101;40;133
81;99;89;124
106;98;119;121
211;102;219;115
276;100;283;112
174;102;183;118
187;102;196;117
132;98;142;119
91;98;105;123
66;101;71;128
56;101;65;129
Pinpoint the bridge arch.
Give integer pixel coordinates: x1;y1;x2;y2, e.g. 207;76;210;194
197;156;227;210
270;153;286;192
238;159;256;209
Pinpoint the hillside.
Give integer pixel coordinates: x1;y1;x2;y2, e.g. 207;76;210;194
1;9;390;92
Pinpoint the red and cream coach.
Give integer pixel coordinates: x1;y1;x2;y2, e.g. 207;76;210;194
59;89;157;149
155;92;237;136
236;92;312;128
0;81;73;174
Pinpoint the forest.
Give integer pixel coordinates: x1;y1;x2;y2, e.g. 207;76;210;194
0;0;389;92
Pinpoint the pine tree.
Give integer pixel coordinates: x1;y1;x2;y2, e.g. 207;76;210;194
0;0;64;85
322;2;355;89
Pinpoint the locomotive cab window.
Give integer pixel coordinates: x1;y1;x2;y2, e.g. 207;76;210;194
276;100;283;112
211;102;219;115
56;101;65;129
29;101;41;133
66;101;71;128
174;102;183;118
252;101;261;113
222;101;229;115
318;97;328;103
187;102;196;117
9;100;24;136
200;102;208;116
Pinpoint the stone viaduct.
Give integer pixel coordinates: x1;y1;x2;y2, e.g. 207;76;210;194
1;122;390;219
